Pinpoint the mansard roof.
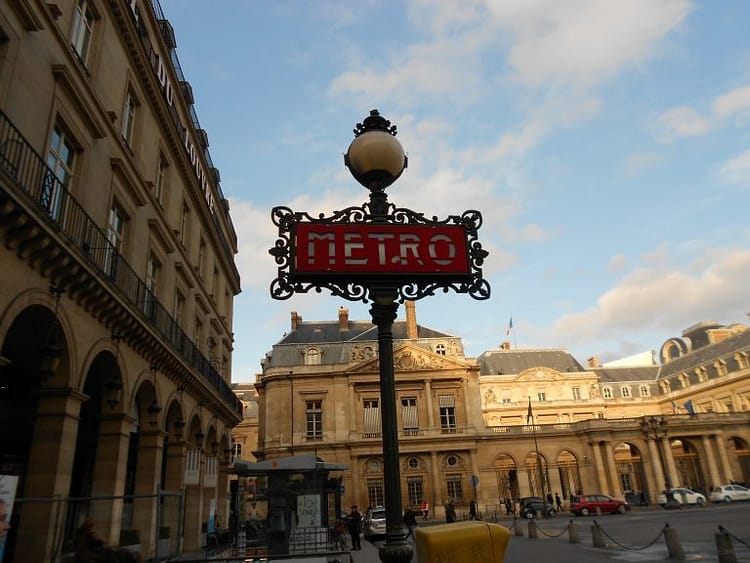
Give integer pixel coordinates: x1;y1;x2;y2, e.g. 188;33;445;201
592;365;659;383
276;319;454;345
477;348;584;375
657;327;750;379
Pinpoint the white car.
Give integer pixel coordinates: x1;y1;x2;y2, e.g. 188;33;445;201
710;485;750;503
657;488;706;506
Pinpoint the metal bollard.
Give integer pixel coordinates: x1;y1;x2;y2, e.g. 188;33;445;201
528;519;538;539
715;528;737;563
514;517;523;537
591;522;606;548
663;524;685;560
568;520;580;544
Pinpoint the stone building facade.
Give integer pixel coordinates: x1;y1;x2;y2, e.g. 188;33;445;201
0;1;241;561
249;304;749;519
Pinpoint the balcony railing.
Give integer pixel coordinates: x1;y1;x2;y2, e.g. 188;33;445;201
0;109;241;416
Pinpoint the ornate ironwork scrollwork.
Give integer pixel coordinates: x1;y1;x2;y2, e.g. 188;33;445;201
268;200;491;303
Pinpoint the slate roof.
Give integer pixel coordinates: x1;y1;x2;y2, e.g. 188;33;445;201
477;349;584;375
592;366;659;383
657;327;750;379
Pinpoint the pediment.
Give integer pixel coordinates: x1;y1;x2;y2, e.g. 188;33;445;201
347;343;468;373
516;366;561;382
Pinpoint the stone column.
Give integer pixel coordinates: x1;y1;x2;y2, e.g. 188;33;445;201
548;461;564;502
183;450;205;552
604;441;621;498
163;440;186;554
516;465;531;499
351;455;360;506
661;437;680;488
646;439;665;493
349;383;357;441
91;413;137;546
701;434;721;488
469;449;480;503
11;387;87;563
590;442;609;493
424;380;435;431
430;451;441;510
132;429;166;558
712;433;733;484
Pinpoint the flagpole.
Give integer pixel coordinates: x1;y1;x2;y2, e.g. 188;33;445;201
527;396;547;518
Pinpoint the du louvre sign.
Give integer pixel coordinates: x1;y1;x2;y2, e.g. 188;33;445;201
269;203;490;303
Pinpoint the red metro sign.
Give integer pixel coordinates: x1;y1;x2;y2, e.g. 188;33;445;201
293;223;471;278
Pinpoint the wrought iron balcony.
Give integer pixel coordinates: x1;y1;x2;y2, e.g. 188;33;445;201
0;109;241;418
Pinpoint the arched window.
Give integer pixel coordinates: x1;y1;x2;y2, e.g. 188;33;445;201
639;385;650;397
621;386;631;398
305;348;321;365
602;387;612;399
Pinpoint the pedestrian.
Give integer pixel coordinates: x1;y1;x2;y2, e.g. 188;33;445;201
469;499;477;520
348;505;362;550
554;492;563;512
403;508;417;541
504;497;513;516
546;493;554;506
445;500;457;523
420;499;429;520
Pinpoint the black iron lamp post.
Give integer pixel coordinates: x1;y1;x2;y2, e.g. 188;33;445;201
639;415;680;509
269;109;490;563
344;111;411;563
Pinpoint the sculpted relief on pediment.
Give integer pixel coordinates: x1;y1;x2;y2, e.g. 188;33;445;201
517;366;561;382
349;345;459;372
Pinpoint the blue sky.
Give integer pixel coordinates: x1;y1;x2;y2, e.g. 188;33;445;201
160;0;750;381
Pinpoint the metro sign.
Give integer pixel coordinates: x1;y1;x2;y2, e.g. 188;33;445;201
293;223;470;278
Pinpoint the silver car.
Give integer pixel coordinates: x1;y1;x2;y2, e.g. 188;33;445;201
657;487;706;506
710;485;750;503
363;506;387;540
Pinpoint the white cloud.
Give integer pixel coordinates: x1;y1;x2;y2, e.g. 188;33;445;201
487;0;691;88
654;106;710;143
716;149;750;187
547;246;750;346
712;84;750;118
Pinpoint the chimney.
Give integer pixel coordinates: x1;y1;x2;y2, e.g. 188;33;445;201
405;301;418;339
500;341;511;350
338;306;349;330
587;356;600;368
291;311;301;331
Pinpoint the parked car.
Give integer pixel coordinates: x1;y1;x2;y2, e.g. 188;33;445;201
569;494;630;516
710;485;750;503
363;506;387;540
519;496;556;519
657;487;706;507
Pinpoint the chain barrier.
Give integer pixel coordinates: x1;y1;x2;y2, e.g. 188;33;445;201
719;525;750;548
534;520;571;538
593;520;667;551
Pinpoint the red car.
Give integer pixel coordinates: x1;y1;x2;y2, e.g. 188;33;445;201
569;494;630;516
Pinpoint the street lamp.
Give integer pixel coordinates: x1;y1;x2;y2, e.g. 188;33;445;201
344;110;412;563
639;415;680;509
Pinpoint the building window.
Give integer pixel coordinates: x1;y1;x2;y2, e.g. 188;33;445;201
363;399;381;438
231;443;241;464
367;478;384;508
537;391;546;402
105;203;125;278
572;386;581;400
639;385;650;397
602;387;612;399
407;476;424;507
173;291;185;328
155;156;167;204
144;254;160;319
446;474;463;502
305;348;321;366
621;386;631;398
70;0;94;63
212;267;220;298
306;400;322;441
121;90;137;145
408;457;419;469
446;455;458;466
401;397;418;435
736;352;749;370
197;237;206;279
715;360;727;377
438;395;457;433
501;389;511;404
45;123;75;219
435;343;446;355
179;202;190;247
195;317;203;349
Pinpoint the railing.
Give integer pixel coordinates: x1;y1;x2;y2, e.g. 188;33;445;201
0;109;241;416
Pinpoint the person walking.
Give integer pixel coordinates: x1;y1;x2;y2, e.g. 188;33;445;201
420;499;429;520
469;499;477;520
403;508;418;541
348;505;362;550
445;500;457;523
555;492;563;512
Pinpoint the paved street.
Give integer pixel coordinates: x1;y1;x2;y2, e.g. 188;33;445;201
353;504;750;563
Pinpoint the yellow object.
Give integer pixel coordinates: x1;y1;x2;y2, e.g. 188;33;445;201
415;520;511;563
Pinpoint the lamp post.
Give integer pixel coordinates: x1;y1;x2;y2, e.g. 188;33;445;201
269;109;490;563
639;415;680;509
344;110;411;563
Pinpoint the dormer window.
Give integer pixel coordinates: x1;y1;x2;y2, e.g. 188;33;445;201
602;387;612;399
639;385;650;397
435;343;446;356
305;348;321;366
620;386;631;398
